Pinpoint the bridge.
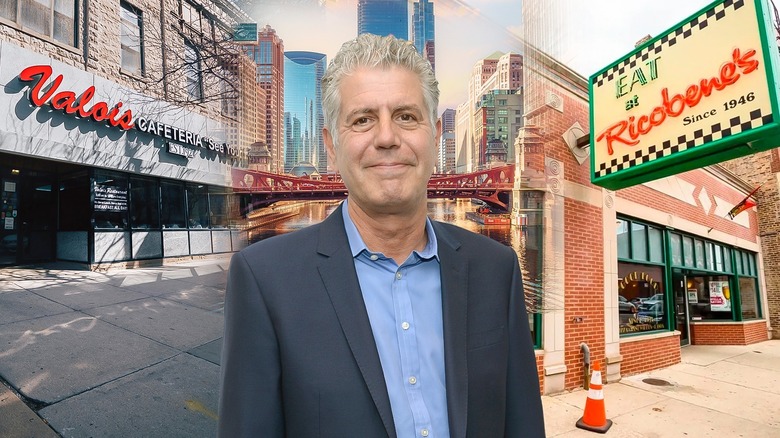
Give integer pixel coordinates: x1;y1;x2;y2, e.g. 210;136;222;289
232;165;516;213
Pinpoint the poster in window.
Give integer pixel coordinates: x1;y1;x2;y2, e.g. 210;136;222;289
709;281;731;312
687;289;698;304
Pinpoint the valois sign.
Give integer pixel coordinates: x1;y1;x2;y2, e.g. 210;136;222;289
590;0;780;190
18;65;242;159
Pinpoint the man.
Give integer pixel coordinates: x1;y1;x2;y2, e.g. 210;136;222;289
219;34;545;437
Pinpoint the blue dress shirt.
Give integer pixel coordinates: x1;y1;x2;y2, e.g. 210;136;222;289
342;201;450;438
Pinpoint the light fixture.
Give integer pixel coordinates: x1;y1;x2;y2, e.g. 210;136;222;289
11;169;20;175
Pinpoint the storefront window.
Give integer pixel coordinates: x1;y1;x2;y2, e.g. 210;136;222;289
707;243;715;271
160;182;186;229
739;277;761;319
648;227;663;263
683;236;694;267
618;262;666;335
129;178;159;229
694;239;705;269
670;233;682;266
93;173;128;229
187;184;209;228
59;172;90;231
688;275;732;321
723;249;731;273
616;219;629;259
631;223;647;261
209;191;228;228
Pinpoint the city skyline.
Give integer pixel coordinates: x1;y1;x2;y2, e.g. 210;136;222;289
237;0;716;116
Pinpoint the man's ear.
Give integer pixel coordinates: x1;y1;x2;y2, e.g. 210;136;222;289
323;127;338;173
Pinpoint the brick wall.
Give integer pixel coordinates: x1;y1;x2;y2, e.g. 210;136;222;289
722;151;780;338
690;321;769;345
535;353;544;394
618;168;758;242
619;336;681;377
563;198;606;390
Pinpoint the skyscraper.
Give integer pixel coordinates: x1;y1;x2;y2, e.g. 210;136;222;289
283;51;327;173
240;25;284;173
413;0;435;71
438;108;455;173
358;0;408;39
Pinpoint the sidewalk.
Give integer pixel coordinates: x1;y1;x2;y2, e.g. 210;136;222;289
1;257;779;437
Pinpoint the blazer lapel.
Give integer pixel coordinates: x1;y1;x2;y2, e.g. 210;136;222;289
316;205;397;438
433;222;469;438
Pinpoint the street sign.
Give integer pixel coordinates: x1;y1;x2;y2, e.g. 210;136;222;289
233;23;258;43
590;0;780;190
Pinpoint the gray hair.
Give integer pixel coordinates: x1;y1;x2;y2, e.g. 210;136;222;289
321;34;439;145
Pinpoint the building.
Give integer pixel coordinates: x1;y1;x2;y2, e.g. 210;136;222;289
474;90;522;168
240;25;285;174
456;51;524;171
0;0;255;267
225;53;266;167
412;0;435;71
513;0;771;396
357;0;408;39
438;108;456;173
283;51;327;174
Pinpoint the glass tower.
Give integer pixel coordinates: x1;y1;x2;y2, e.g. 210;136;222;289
358;0;408;39
283;51;327;174
412;0;435;71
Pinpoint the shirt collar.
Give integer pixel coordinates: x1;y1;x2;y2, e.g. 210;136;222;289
341;199;439;261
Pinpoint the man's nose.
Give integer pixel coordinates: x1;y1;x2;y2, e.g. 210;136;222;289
373;117;399;148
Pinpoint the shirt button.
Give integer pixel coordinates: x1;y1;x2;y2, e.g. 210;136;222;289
396;272;402;280
369;254;378;261
408;376;417;385
401;322;410;330
421;429;429;437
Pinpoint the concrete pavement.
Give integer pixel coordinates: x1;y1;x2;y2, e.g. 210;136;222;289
1;256;779;437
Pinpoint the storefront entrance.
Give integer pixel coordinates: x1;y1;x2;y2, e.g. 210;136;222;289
0;154;78;266
1;168;57;265
672;271;691;346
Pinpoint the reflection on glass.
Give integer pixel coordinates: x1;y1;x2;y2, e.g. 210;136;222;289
618;262;665;335
616;219;629;259
739;277;760;319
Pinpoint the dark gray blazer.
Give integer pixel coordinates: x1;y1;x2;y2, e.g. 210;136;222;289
218;204;545;437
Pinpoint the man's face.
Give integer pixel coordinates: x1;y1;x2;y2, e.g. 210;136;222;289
324;66;441;216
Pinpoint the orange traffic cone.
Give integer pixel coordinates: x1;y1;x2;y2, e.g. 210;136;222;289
576;360;613;433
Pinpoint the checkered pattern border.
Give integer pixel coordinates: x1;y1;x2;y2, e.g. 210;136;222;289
596;109;773;177
594;0;745;88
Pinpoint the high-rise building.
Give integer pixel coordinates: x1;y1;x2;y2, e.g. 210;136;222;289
413;0;435;71
457;51;524;171
438;108;455;173
241;25;285;173
358;0;408;39
283;51;327;173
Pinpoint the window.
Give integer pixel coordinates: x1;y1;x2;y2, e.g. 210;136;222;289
59;171;90;231
129;178;159;229
5;0;77;46
739;277;761;319
683;236;694;267
93;172;128;230
160;181;186;229
648;227;663;263
120;2;144;75
209;191;228;228
631;222;647;261
618;262;666;335
184;40;203;101
187;184;209;228
616;219;629;259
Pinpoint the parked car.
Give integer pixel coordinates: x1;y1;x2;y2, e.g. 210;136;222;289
631;293;664;307
637;301;664;323
618;295;637;314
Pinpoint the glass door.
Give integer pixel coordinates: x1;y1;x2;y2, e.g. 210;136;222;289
18;172;57;263
673;271;691;346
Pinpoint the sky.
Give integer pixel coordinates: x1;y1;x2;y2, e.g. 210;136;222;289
239;0;716;115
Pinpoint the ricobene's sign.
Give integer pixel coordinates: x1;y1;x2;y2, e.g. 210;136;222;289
590;0;780;190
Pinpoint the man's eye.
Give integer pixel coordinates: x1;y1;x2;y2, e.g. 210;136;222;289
353;117;370;126
398;114;417;122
